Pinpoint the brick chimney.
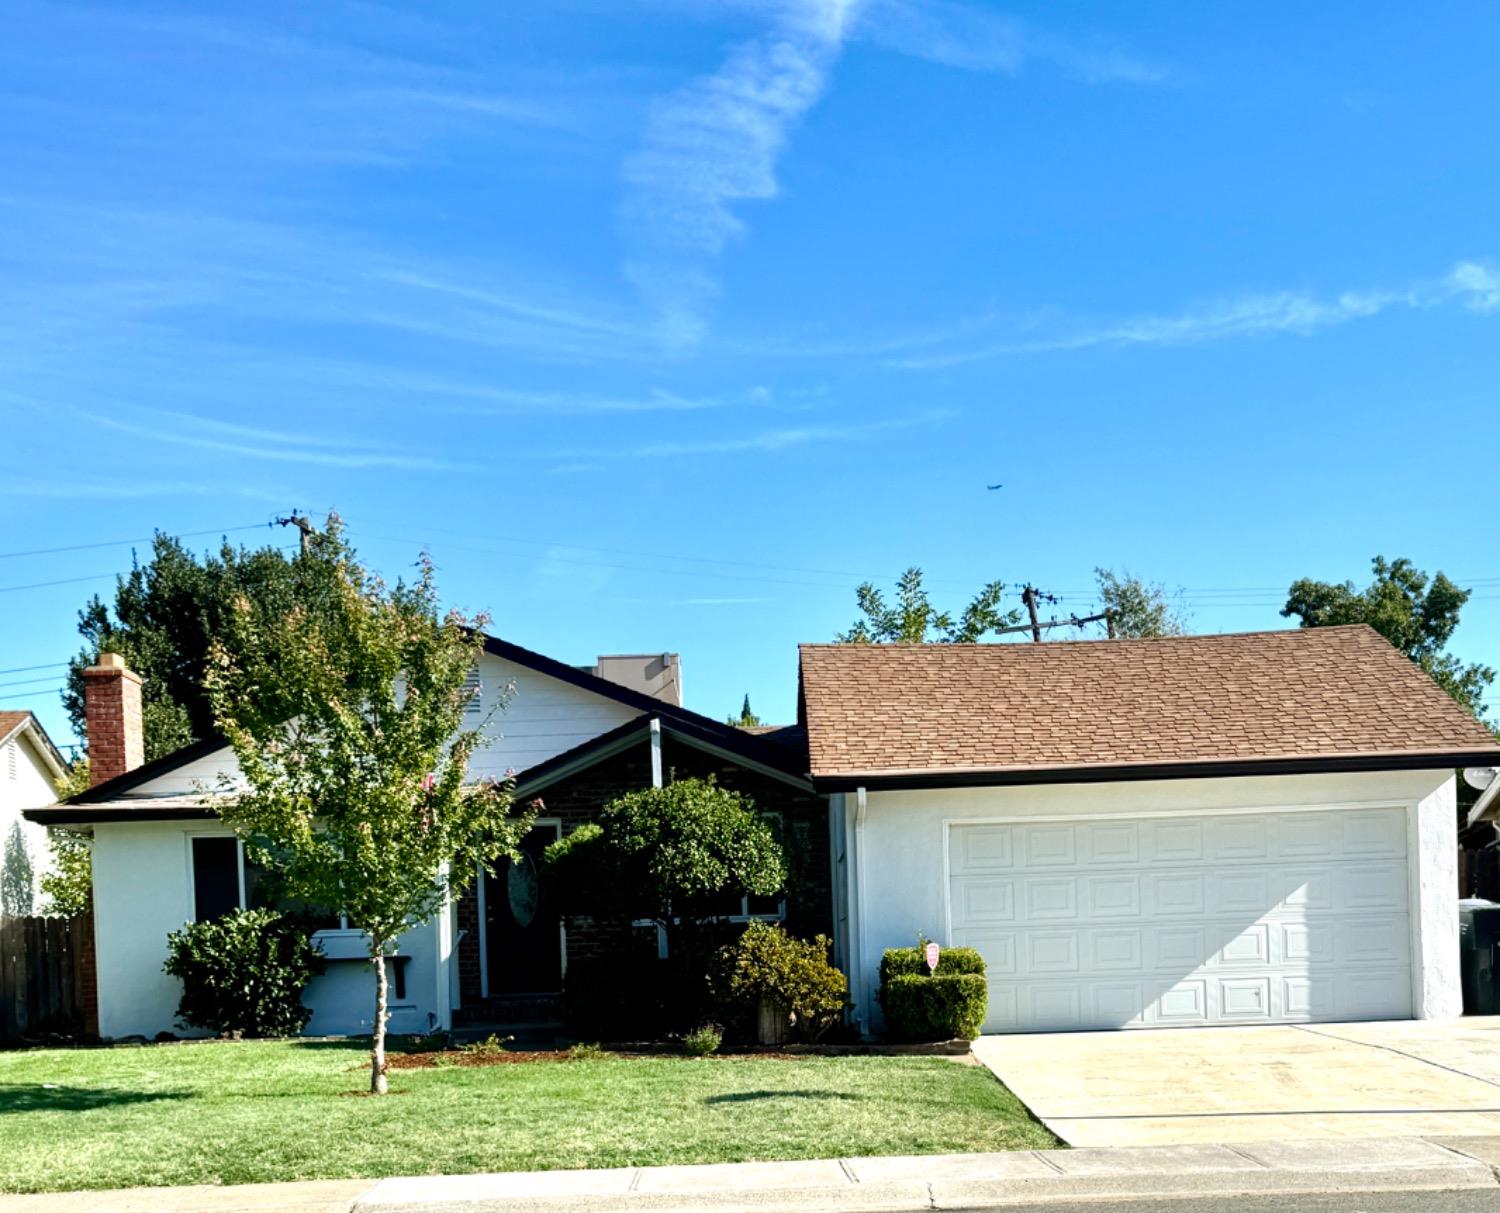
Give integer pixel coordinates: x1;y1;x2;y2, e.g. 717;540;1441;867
83;652;143;787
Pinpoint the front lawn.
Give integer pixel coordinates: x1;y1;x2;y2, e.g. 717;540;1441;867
0;1039;1055;1193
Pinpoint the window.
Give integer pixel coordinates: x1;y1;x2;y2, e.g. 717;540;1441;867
191;836;340;928
191;836;242;921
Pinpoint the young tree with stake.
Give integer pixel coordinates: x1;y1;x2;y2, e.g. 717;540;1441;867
206;524;536;1093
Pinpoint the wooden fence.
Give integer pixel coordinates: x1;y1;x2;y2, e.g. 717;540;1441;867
0;915;91;1045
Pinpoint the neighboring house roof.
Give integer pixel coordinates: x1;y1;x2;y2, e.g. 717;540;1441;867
27;633;809;823
0;710;69;781
799;624;1500;790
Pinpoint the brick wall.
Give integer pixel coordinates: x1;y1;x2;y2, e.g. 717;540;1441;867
82;655;143;788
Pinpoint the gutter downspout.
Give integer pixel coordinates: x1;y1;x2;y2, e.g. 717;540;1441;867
853;785;870;1038
650;717;663;788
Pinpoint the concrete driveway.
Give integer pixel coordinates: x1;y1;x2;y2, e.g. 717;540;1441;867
973;1017;1500;1147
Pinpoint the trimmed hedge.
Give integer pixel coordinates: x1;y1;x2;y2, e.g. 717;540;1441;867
878;945;988;1041
879;945;986;982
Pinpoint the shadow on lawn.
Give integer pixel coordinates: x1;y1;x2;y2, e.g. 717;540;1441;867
704;1090;862;1105
0;1084;189;1114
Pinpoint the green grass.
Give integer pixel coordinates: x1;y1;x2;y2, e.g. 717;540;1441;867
0;1039;1056;1193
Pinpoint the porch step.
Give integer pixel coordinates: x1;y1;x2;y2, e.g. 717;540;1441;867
455;993;563;1028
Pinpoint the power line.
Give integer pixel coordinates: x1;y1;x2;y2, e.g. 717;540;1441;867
0;572;121;594
0;522;269;561
0;662;66;676
0;674;68;690
0;685;63;702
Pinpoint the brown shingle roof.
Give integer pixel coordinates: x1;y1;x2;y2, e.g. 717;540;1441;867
799;625;1500;783
0;711;31;742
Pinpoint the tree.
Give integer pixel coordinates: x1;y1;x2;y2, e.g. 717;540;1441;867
1094;568;1189;639
204;523;537;1093
1282;555;1495;720
727;694;762;727
40;832;91;917
837;567;1022;643
1;823;35;917
40;760;93;918
65;528;343;761
545;777;785;980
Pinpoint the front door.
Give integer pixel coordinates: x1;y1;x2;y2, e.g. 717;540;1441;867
484;822;563;995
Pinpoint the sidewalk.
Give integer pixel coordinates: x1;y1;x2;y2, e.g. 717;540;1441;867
3;1137;1499;1213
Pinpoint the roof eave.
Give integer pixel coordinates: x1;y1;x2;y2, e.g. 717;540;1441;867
812;748;1500;792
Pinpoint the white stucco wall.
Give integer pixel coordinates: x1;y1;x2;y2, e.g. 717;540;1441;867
843;769;1459;1036
88;651;641;1039
0;730;62;911
91;820;450;1040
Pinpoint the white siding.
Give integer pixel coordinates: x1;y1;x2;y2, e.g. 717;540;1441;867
0;731;63;910
123;652;643;797
844;770;1460;1036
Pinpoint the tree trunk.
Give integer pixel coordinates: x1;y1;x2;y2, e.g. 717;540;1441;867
370;950;389;1095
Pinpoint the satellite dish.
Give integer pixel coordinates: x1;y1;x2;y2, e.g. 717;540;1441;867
1463;767;1498;791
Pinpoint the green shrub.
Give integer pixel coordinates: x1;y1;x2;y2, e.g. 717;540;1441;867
717;921;848;1042
681;1023;722;1056
566;1041;609;1061
879;944;986;981
163;908;325;1038
878;944;988;1041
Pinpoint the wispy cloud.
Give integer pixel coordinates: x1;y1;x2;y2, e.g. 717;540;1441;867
883;259;1500;368
620;0;864;346
533;407;953;460
41;399;462;471
854;0;1167;84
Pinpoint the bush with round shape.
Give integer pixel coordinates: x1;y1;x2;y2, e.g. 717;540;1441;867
877;944;988;1042
163;908;325;1038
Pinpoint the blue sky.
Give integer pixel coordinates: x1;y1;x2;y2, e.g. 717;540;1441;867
4;0;1499;749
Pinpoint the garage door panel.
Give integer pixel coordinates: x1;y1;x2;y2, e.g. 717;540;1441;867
1084;821;1140;865
1155;979;1209;1023
1207;817;1269;861
1211;870;1272;915
1341;810;1406;857
962;933;1017;976
1022;825;1077;867
1086;875;1142;918
1217;923;1271;967
953;827;1015;874
1148;820;1205;862
949;808;1414;1034
1090;928;1145;971
953;879;1016;923
1340;864;1407;911
1150;872;1206;915
1023;877;1078;920
1338;918;1409;966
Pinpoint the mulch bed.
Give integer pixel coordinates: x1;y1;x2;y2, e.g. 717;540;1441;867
386;1049;573;1069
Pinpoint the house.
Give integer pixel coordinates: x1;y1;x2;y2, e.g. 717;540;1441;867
24;622;1499;1042
802;625;1500;1035
26;643;823;1040
0;710;68;915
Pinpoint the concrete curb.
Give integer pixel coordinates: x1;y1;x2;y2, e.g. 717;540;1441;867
352;1138;1500;1212
3;1137;1498;1213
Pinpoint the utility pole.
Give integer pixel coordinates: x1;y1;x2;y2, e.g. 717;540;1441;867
1021;585;1042;643
274;512;315;555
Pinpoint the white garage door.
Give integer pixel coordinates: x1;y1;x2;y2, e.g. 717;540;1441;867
948;807;1412;1033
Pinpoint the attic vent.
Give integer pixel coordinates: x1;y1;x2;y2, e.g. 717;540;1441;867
462;667;482;717
6;742;14;781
